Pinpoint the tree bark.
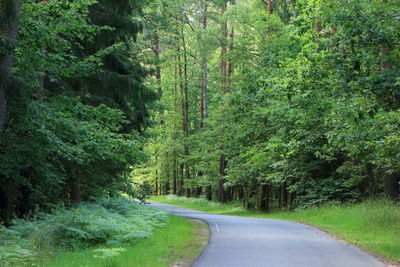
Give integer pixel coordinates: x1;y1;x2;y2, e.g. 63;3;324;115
200;1;208;128
220;3;228;93
228;1;235;80
282;181;288;207
0;1;21;134
181;26;190;196
206;185;212;201
385;170;399;201
173;158;177;194
218;3;229;203
177;25;190;196
260;184;269;212
264;0;273;15
153;31;162;95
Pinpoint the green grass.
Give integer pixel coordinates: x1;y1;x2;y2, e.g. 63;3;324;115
41;215;208;267
151;195;400;263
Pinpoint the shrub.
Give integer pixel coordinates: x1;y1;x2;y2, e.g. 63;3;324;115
0;197;167;266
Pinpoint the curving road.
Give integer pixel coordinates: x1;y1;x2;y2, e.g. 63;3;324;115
149;201;387;267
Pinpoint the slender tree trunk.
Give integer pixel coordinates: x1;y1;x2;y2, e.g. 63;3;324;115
220;4;228;93
0;1;20;134
173;158;177;194
155;177;158;195
228;27;234;78
218;154;227;203
155;153;159;195
206;185;212;201
177;33;190;196
365;163;375;196
153;32;162;95
173;55;179;196
165;179;170;195
289;192;297;210
228;1;235;80
218;3;229;203
282;181;288;207
238;185;244;199
200;1;208;128
179;163;184;196
181;25;190;197
260;184;269;212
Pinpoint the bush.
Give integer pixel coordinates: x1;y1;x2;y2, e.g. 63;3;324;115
0;197;167;266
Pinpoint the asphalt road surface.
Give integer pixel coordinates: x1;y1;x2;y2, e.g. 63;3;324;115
149;201;387;267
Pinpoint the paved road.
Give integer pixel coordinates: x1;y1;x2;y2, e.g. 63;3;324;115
149;201;387;267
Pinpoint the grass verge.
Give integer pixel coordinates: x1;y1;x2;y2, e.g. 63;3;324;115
42;215;208;267
151;195;400;264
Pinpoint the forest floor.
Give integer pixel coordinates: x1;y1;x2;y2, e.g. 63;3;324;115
42;215;208;267
150;195;400;266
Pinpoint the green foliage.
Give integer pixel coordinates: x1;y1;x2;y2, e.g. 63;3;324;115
1;0;156;223
141;0;400;209
0;96;148;221
44;215;208;267
0;197;167;266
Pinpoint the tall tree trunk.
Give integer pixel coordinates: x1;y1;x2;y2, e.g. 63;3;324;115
228;1;235;80
199;1;209;198
220;3;228;93
218;3;229;203
182;27;190;197
228;28;234;78
173;55;179;195
379;0;397;200
177;24;190;196
153;31;162;95
200;1;208;128
0;1;21;134
155;153;159;195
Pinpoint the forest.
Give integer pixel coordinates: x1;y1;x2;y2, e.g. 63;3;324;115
1;0;400;221
0;0;399;265
137;0;400;211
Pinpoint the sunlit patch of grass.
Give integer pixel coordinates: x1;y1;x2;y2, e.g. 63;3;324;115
151;195;400;263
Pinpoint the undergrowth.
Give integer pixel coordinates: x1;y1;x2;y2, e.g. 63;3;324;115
0;197;167;266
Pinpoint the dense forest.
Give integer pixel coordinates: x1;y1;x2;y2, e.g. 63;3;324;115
0;0;157;224
0;0;399;226
135;0;400;211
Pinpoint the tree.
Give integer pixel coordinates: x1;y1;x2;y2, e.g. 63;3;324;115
0;0;20;134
